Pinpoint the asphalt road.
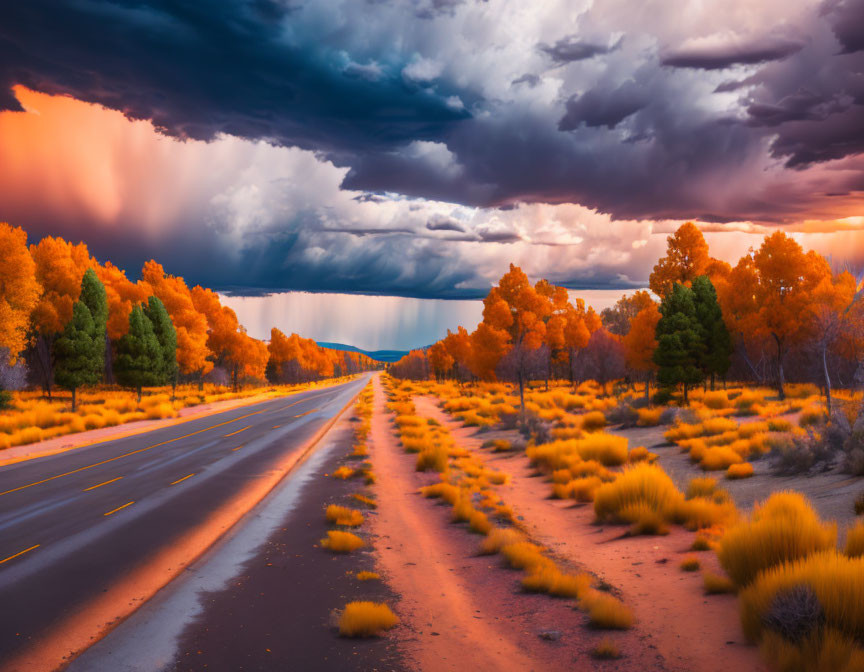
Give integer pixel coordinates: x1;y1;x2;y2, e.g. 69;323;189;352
0;374;369;670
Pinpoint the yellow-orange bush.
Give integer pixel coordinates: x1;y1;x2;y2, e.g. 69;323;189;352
321;530;365;552
325;505;365;527
703;571;735;594
717;492;836;587
844;521;864;558
636;407;664;426
594;463;682;524
338;602;399;637
355;571;380;581
579;591;634;629
727;462;754;479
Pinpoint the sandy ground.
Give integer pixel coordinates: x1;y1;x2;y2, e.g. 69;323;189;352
371;379;677;672
414;396;768;672
609;421;863;530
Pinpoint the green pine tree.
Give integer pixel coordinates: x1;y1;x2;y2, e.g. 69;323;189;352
653;283;705;404
691;275;732;390
79;268;108;377
115;305;163;403
54;301;101;411
143;296;178;390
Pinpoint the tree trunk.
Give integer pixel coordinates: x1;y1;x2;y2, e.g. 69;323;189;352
683;384;688;405
710;372;715;391
71;387;76;413
518;370;525;419
136;386;142;404
644;375;650;405
568;349;574;385
823;343;833;416
774;333;786;400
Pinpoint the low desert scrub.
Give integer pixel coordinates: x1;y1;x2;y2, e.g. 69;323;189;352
479;527;525;554
726;462;754;479
717;492;837;587
627;445;657;463
680;555;701;571
799;405;827;427
351;493;377;508
321;530;365;552
636;407;665;426
579;590;634;629
703;390;732;410
355;571;380;581
581;410;608;432
768;417;793;432
554;476;603;502
686;476;718;499
620;502;669;535
703;571;735;594
593;463;681;525
332;466;355;479
325;504;365;527
482;438;513;452
844;521;864;558
738;552;864;668
691;534;713;551
521;566;591;598
501;542;554;572
338;602;399;637
592;638;621;659
699;445;744;470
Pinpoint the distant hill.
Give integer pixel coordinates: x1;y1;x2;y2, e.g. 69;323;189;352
317;342;409;363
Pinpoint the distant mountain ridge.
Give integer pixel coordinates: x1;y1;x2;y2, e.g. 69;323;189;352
317;342;409;363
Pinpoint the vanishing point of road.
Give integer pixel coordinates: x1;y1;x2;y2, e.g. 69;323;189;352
0;374;370;671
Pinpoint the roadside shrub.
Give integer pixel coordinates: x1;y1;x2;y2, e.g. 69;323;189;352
332;466;355;479
574;433;628;465
844;521;864;558
717;492;836;587
338;602;399;637
325;505;365;527
686;477;718;499
628;446;657;463
479;527;525;555
594;463;682;524
727;463;755;479
501;542;554;572
605;404;638;428
619;502;669;535
636;407;664;427
351;493;377;508
691;534;713;551
321;530;365;552
680;555;701;571
799;406;827;427
768;418;793;432
416;444;449;472
355;571;380;581
581;410;608;432
855;492;864;516
703;571;736;594
700;446;744;470
579;591;634;629
521;566;591;598
592;638;621;659
769;431;836;475
704;391;731;410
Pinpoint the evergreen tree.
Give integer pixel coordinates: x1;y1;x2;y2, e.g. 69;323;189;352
115;305;163;402
54;302;100;411
143;296;178;389
79;268;108;373
691;275;732;390
653;283;705;404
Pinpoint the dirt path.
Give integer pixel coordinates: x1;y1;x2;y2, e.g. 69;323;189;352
414;396;767;672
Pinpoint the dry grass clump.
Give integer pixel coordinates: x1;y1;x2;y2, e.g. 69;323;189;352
768;418;793;432
703;391;732;409
325;504;365;527
332;465;355;479
680;555;701;571
592;638;621;659
501;542;554;572
351;493;377;508
321;530;365;552
691;534;713;551
522;566;591;598
482;438;513;452
717;492;836;587
727;462;755;479
628;445;657;463
738;551;864;668
594;463;681;525
636;407;665;426
554;476;603;502
703;571;736;594
338;602;399;637
686;477;718;499
416;444;449;472
580;591;634;629
581;410;608;432
620;502;669;535
420;481;461;505
479;527;525;554
700;446;744;470
355;571;380;581
799;405;827;427
844;520;864;558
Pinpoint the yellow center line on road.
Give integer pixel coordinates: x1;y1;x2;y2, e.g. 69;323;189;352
272;389;333;413
294;408;318;418
0;407;269;499
224;425;250;438
231;445;243;452
272;425;281;429
104;501;135;516
170;473;195;485
83;476;123;492
0;544;40;565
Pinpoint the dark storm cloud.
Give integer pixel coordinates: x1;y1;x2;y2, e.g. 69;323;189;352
823;0;864;53
0;1;467;152
661;36;805;70
426;215;466;232
558;82;648;130
540;36;622;63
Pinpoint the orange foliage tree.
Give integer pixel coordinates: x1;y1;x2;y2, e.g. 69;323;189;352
623;302;661;401
0;223;41;365
29;236;94;396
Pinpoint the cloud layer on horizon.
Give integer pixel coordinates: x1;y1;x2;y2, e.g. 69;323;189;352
0;0;863;297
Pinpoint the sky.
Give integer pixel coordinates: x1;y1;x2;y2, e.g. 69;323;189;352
0;0;863;312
